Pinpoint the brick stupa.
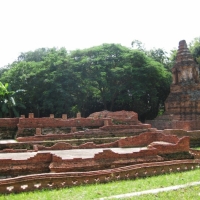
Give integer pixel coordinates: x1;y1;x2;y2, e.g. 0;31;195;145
148;40;200;130
165;40;200;120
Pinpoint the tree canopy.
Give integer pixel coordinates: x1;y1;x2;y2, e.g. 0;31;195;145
0;41;180;120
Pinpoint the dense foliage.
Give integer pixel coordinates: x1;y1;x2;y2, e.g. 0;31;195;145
2;40;193;120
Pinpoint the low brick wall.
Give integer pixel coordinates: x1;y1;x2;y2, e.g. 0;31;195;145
0;153;52;177
148;137;190;154
0;138;120;151
16;128;146;142
35;141;119;151
0;159;199;194
16;118;112;137
100;124;151;131
0;118;19;127
0;135;191;177
118;132;179;148
18;118;111;128
49;137;191;173
162;129;200;147
147;120;200;131
21;132;182;151
49;150;162;173
0;118;19;139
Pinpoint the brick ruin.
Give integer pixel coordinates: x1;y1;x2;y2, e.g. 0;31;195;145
0;109;199;194
0;40;200;193
148;40;200;131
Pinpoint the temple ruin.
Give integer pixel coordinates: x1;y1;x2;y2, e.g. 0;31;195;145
0;109;199;194
0;40;200;194
148;40;200;131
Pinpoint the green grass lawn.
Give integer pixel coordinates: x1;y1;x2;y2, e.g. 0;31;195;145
122;186;200;200
0;168;200;200
193;147;200;150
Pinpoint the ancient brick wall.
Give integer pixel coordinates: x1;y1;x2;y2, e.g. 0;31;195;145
162;129;200;147
16;128;146;142
147;120;200;131
0;134;190;177
148;137;190;154
17;118;110;129
100;124;151;131
0;118;19;127
17;131;182;151
0;137;119;151
35;140;119;151
0;159;199;194
88;110;140;125
49;137;191;173
16;118;112;137
0;118;19;139
0;153;52;177
49;149;161;173
118;132;179;148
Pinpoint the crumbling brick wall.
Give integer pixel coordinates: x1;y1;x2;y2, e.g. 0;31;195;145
0;118;19;139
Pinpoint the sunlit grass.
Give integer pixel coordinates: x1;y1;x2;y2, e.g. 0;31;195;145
123;185;200;200
192;146;200;150
0;169;199;200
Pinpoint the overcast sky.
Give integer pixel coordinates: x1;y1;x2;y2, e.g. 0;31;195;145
0;0;199;67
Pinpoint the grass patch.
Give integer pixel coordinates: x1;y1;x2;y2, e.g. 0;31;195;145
193;147;200;150
123;185;200;200
0;169;200;200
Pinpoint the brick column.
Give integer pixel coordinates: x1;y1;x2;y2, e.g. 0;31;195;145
62;114;67;120
29;113;34;118
104;119;109;126
50;114;54;118
77;112;81;118
71;127;77;133
35;128;42;135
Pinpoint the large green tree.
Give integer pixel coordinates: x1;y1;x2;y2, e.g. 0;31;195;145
189;37;200;64
0;82;25;117
0;44;171;120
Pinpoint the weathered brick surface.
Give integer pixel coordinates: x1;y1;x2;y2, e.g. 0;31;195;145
0;159;199;194
0;118;19;139
118;132;179;147
100;124;151;131
16;128;147;142
88;110;141;125
0;133;191;177
49;149;162;173
16;118;112;137
148;137;190;154
0;138;120;151
28;132;182;151
17;118;110;129
147;120;200;131
0;153;52;177
148;41;200;130
0;118;19;127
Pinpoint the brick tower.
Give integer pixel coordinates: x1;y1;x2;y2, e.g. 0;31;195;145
164;40;200;120
147;40;200;130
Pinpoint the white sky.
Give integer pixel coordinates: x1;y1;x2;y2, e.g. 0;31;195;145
0;0;199;67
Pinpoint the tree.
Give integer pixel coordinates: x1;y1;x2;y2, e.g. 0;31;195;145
69;44;133;111
189;37;200;64
0;82;25;117
0;48;72;117
0;44;171;120
131;40;146;51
